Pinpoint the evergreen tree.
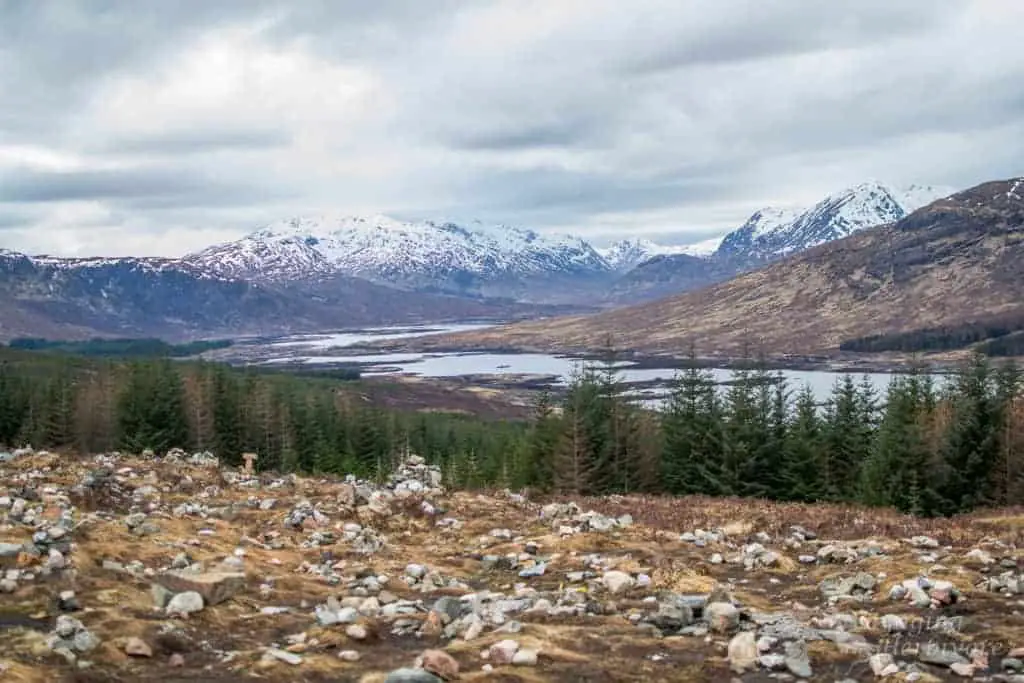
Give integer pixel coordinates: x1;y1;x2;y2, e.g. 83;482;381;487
821;375;874;501
939;353;1002;513
116;360;188;454
861;372;940;514
783;384;823;501
0;362;29;447
662;355;724;495
524;389;560;491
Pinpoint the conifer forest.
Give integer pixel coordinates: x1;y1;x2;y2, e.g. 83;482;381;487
1;346;1022;518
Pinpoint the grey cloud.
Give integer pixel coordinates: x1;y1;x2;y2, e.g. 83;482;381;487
447;119;600;151
101;128;293;155
619;0;967;74
0;166;281;207
1;0;1023;256
0;210;34;230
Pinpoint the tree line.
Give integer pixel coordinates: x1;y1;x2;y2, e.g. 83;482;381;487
0;347;1022;517
839;312;1024;355
6;337;233;358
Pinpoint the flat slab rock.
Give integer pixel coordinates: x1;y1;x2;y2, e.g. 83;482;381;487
154;571;246;605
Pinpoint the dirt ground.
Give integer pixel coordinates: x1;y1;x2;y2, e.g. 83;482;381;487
1;452;1022;682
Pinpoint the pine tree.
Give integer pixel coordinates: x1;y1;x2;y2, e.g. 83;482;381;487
783;384;823;501
861;372;940;515
821;374;874;501
524;389;560;491
992;360;1024;505
553;363;597;495
662;354;725;495
210;365;243;463
939;353;1002;514
0;362;28;447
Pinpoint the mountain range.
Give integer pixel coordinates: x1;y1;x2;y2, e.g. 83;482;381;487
404;177;1024;358
609;181;952;303
0;249;578;342
0;178;962;342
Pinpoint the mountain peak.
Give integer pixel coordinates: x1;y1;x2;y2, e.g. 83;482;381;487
714;180;951;264
187;214;611;296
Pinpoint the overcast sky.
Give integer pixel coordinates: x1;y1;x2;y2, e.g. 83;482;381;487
1;0;1022;257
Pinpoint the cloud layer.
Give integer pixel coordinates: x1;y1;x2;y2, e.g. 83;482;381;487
2;0;1022;256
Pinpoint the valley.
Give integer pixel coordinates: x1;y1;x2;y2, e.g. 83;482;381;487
208;323;924;411
398;178;1024;362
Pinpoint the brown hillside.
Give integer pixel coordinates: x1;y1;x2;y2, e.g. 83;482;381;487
407;178;1024;356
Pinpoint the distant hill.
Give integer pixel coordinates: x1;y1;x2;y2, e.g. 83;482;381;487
0;250;574;342
394;177;1024;358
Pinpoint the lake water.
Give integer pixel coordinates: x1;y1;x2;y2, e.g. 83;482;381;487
264;323;925;401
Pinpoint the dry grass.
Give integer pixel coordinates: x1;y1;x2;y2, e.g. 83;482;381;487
2;452;1023;682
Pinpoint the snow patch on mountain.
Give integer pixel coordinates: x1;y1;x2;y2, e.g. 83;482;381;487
600;235;726;271
187;214;612;289
714;181;952;264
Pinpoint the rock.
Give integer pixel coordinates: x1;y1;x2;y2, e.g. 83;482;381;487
418;649;459;679
783;640;813;678
385;669;443;683
869;653;896;677
338;650;360;662
704;601;740;633
265;648;302;665
0;543;23;568
488;639;520;665
345;624;368;640
151;584;173;608
124;637;152;657
601;570;634;595
512;649;539;665
950;662;975;677
73;630;101;652
918;642;969;667
880;614;906;632
647;601;694;631
155;571;245;605
166;591;204;616
728;632;758;673
1002;658;1024;672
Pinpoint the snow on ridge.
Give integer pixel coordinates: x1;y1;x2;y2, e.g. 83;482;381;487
192;214;612;283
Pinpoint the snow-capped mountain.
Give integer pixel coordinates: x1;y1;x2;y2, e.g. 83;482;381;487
714;181;952;266
600;235;725;272
599;238;665;271
676;235;726;258
187;215;612;299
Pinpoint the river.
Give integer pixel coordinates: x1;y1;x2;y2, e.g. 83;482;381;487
254;323;937;402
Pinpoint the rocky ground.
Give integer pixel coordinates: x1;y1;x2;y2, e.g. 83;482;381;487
1;449;1023;682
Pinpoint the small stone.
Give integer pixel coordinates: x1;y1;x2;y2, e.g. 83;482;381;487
512;649;538;666
338;649;360;662
950;662;975;676
166;591;204;616
169;653;185;667
728;632;758;673
488;639;520;665
704;602;740;633
601;570;634;595
870;653;895;676
384;669;443;683
124;637;152;657
345;624;368;640
418;649;459;679
265;648;302;665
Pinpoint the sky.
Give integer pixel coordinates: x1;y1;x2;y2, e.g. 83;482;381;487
1;0;1023;257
